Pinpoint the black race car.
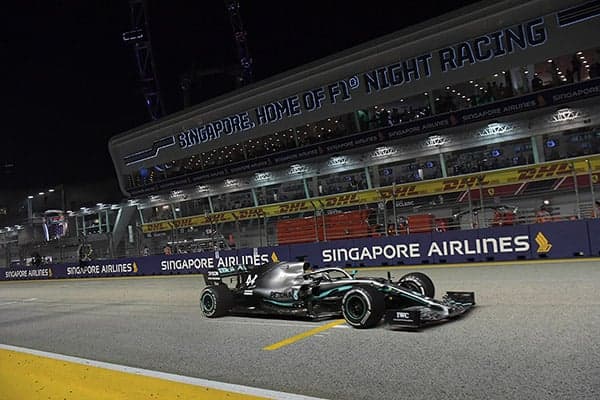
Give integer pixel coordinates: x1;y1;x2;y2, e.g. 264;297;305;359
200;261;474;329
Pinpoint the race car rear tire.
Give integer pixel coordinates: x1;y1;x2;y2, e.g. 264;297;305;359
200;285;233;318
398;272;435;298
341;286;385;329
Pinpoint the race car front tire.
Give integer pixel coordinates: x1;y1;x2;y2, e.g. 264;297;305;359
341;286;385;329
398;272;435;298
200;285;233;318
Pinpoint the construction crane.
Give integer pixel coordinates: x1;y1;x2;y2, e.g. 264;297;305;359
122;0;165;120
225;0;253;87
180;1;254;108
124;1;254;115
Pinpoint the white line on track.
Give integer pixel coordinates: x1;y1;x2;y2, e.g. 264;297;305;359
0;298;38;306
0;343;329;400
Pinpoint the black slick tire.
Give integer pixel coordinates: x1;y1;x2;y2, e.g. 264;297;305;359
398;272;435;298
200;285;233;318
341;285;385;329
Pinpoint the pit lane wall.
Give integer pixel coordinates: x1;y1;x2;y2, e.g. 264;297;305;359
3;220;600;281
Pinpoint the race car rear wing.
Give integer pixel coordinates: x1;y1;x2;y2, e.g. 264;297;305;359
203;264;256;286
204;267;244;285
204;270;222;285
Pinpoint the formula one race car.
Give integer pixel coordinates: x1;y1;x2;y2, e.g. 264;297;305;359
200;261;474;329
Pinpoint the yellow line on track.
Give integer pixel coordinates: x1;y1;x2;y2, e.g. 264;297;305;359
0;347;269;400
263;319;346;351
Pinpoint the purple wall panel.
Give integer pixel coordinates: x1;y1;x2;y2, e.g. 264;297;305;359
1;221;597;281
586;219;600;256
475;225;532;262
345;234;433;267
286;243;324;266
527;221;590;258
429;229;483;264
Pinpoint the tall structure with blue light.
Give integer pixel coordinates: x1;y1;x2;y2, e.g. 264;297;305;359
123;0;165;120
225;1;253;87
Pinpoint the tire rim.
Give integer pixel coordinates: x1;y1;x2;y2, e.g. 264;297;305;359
202;293;215;313
345;294;367;320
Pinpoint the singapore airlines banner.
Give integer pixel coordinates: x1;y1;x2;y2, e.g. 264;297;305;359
1;220;598;281
0;247;281;281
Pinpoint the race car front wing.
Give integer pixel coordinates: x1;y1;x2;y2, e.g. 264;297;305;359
384;291;475;328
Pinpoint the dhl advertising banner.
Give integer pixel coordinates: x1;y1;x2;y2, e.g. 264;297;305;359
142;155;600;234
2;221;596;281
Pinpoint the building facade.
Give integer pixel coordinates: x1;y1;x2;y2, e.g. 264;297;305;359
105;0;600;252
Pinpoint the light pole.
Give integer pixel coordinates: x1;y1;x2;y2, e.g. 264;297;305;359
27;195;34;226
25;184;65;228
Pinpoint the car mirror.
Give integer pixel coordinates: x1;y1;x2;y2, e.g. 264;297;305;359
350;270;358;278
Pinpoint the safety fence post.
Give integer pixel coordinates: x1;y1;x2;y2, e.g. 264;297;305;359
571;162;582;220
587;159;597;218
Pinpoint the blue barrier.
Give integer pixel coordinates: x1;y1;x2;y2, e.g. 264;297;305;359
584;219;600;257
1;220;596;281
527;220;590;258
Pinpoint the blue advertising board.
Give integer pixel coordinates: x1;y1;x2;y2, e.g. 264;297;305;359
527;220;590;258
586;219;600;257
1;220;596;281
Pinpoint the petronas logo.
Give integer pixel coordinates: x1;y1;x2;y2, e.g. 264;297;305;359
535;232;552;253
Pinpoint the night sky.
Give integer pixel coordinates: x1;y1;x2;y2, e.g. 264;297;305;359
3;0;481;193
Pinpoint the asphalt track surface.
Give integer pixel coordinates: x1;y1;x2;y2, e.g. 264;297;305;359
1;260;599;400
